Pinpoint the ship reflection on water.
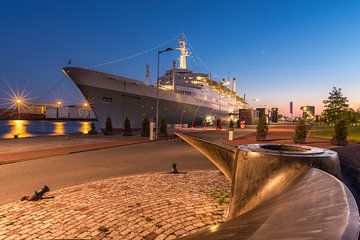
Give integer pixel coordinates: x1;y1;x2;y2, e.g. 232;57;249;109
0;120;97;139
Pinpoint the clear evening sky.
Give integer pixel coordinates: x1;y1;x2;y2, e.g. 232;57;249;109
0;0;359;116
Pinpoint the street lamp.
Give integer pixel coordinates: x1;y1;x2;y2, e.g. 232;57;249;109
56;101;62;119
218;79;229;128
83;102;90;119
156;47;173;140
15;98;23;119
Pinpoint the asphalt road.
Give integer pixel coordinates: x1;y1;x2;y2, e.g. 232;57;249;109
0;140;218;205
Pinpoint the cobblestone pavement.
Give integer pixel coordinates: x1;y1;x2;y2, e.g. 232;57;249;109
0;171;230;240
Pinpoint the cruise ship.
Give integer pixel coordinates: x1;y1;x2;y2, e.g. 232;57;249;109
63;36;246;130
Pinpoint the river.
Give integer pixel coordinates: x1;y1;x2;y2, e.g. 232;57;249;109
0;120;100;139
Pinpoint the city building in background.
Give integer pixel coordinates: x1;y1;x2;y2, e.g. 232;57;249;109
301;105;315;120
270;107;279;122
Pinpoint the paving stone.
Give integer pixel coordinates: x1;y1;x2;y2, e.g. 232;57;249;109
0;171;230;239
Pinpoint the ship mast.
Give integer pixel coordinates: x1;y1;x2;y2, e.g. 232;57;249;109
178;34;189;69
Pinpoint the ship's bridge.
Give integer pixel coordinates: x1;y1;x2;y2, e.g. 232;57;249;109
159;68;208;90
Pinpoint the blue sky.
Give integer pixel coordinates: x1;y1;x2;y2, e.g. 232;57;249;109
0;0;359;115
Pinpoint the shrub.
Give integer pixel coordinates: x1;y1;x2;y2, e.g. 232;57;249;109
216;119;221;130
159;118;167;137
123;117;132;136
256;116;268;141
89;121;97;135
104;116;113;135
294;119;307;143
331;118;348;145
141;115;150;137
229;119;234;130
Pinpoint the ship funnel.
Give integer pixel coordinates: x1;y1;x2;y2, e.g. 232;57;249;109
232;77;236;93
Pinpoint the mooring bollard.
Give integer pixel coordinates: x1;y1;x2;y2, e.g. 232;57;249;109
150;121;155;141
229;130;234;141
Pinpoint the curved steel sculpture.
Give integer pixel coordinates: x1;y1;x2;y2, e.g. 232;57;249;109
176;133;359;239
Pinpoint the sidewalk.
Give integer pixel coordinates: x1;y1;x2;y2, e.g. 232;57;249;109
0;171;229;240
0;125;337;166
223;125;340;149
0;135;149;165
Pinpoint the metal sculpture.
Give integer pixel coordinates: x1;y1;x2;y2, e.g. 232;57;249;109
176;133;359;239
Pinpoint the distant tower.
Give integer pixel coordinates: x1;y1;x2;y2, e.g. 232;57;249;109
145;64;150;86
232;77;236;93
172;60;176;90
178;35;189;69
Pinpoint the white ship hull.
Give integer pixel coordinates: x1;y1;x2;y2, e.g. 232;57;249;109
63;67;239;130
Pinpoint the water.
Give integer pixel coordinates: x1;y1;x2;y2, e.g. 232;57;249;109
0;120;100;139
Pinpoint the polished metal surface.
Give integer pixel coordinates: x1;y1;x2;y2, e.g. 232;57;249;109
176;133;359;239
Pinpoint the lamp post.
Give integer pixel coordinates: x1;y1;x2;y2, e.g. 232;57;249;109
83;102;90;119
15;99;22;119
56;101;62;119
156;47;173;140
218;79;229;129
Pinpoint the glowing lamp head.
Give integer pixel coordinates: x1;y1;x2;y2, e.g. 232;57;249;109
15;99;22;104
83;102;89;107
57;101;62;106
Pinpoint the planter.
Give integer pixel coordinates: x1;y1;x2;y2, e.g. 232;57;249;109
123;131;132;136
256;135;267;141
159;132;168;138
294;138;306;144
88;129;97;135
103;130;114;136
330;138;348;146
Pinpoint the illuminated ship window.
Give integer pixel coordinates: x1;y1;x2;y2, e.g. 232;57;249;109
103;97;112;103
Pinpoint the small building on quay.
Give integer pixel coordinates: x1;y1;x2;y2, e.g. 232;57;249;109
0;102;96;120
45;105;96;120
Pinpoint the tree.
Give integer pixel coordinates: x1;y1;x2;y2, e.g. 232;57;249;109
331;118;348;146
216;119;221;130
294;119;307;144
344;109;359;125
236;119;240;128
89;121;97;135
322;87;349;124
123;117;132;136
159;118;167;137
104;116;113;135
141;115;150;137
256;116;268;141
229;119;234;130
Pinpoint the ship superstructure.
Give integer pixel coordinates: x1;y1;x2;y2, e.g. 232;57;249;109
63;35;246;130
